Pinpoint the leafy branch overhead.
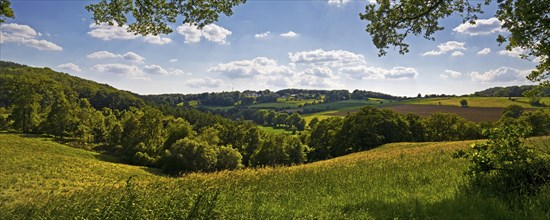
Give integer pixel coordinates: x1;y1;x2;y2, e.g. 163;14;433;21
361;0;549;88
85;0;246;36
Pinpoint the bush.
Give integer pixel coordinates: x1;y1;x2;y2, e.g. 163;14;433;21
162;138;217;174
453;122;550;194
216;145;243;170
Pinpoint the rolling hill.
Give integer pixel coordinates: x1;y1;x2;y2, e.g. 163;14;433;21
2;133;549;219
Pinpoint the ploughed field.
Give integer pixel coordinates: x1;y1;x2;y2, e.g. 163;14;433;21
380;104;505;122
2;133;550;219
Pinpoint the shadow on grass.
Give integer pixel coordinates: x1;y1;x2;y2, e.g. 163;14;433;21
337;185;550;219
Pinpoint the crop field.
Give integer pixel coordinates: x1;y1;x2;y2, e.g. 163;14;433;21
248;98;321;110
380;104;507;122
405;97;550;109
3;133;549;219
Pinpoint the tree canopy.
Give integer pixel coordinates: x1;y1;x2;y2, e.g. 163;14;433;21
361;0;549;88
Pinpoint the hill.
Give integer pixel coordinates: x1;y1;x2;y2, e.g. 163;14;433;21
2;133;549;219
472;85;550;97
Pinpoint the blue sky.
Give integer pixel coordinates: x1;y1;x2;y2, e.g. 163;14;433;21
0;0;539;96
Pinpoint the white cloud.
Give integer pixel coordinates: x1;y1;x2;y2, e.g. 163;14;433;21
255;31;271;38
185;77;223;88
498;47;527;58
477;48;491;55
295;74;343;88
176;23;202;43
87;51;119;59
303;66;334;78
451;51;464;56
88;23;172;45
280;31;299;38
289;49;366;67
202;24;232;44
327;0;350;6
208;57;294;79
422;41;466;56
0;23;62;51
169;58;178;62
143;65;187;76
86;51;145;63
453;17;505;36
57;63;82;72
469;66;530;82
91;63;148;80
339;65;418;80
440;69;462;79
143;35;172;45
88;23;138;40
176;23;231;44
122;52;145;63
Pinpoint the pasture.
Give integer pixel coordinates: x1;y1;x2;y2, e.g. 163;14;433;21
380;105;506;122
2;133;549;219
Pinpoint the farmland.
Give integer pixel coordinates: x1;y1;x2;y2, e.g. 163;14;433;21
2;133;550;219
404;97;550;108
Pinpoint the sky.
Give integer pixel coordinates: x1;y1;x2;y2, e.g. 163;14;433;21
0;0;539;97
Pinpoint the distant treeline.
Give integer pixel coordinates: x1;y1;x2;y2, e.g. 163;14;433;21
143;89;408;108
472;85;550;97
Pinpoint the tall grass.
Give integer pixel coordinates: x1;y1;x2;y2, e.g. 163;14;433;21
1;133;549;219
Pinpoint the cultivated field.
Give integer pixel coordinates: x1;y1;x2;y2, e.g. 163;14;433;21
380;105;506;122
2;133;549;219
405;97;550;109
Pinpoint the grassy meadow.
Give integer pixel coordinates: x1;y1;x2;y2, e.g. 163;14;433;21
2;133;550;219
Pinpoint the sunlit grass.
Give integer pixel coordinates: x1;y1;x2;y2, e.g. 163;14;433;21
2;133;549;219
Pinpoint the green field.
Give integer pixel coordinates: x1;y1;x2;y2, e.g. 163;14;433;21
2;133;549;219
302;99;389;123
405;97;550;109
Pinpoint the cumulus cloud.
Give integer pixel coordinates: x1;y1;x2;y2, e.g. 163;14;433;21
451;51;464;56
0;23;62;51
440;69;462;79
303;66;334;78
453;17;505;36
91;63;149;80
87;51;119;59
295;74;343;88
122;52;145;63
88;23;171;45
185;77;223;88
143;35;172;45
289;49;366;67
57;63;82;72
327;0;350;6
477;48;491;55
87;51;145;63
280;31;300;38
176;23;231;44
469;66;530;82
498;47;527;58
208;57;294;79
88;23;138;40
422;41;466;56
255;31;270;38
169;58;178;62
339;65;418;80
143;65;187;76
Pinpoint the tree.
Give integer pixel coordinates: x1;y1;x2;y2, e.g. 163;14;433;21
0;0;14;23
361;0;549;89
460;99;468;108
502;104;524;119
85;0;246;36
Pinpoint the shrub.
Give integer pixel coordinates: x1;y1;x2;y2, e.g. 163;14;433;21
162;138;217;174
454;122;550;194
215;145;243;170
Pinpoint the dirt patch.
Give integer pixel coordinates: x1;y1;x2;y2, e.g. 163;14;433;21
379;104;505;122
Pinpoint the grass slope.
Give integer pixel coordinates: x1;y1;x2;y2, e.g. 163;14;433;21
1;133;549;219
